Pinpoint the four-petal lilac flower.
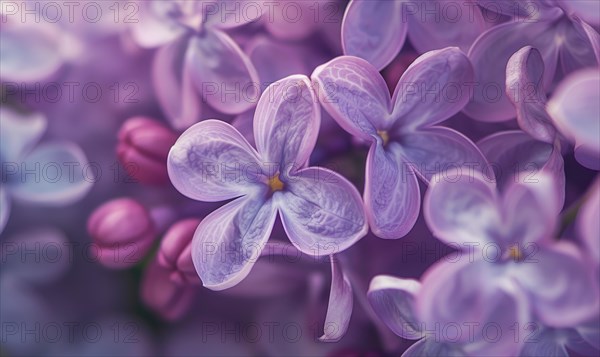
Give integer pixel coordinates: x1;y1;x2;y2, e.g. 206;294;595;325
312;48;487;239
167;75;368;290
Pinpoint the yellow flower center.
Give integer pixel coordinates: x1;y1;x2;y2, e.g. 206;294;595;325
508;245;523;262
377;130;389;145
268;175;284;192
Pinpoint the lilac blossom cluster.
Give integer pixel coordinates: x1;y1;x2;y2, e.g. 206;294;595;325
1;0;599;356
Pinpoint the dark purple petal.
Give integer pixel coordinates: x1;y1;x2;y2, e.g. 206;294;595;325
187;29;260;115
465;21;560;122
319;256;353;342
511;242;600;327
365;143;420;239
153;37;202;130
253;75;320;170
341;0;406;70
506;46;556;143
367;275;423;340
0;187;9;234
167;120;263;202
396;126;488;183
277;167;367;255
391;47;474;130
191;195;278;290
311;56;393;141
577;179;600;264
557;17;600;75
424;169;499;246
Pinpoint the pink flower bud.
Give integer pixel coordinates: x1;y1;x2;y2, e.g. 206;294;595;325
117;117;177;185
157;219;201;286
141;259;196;321
87;198;156;269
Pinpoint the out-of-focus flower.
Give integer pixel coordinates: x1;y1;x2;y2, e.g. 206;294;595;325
168;75;367;290
548;68;600;170
312;49;487;239
87;197;156;269
465;0;599;122
0;107;91;234
419;171;599;352
341;0;487;70
558;0;600;26
157;218;202;285
132;0;261;129
117;117;178;185
141;258;197;321
577;178;600;267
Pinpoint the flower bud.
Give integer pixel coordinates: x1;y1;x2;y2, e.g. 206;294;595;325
157;219;201;285
117;117;177;185
87;198;156;269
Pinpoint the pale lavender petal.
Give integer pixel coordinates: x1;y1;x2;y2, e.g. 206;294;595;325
263;0;320;40
131;0;188;48
187;29;260;115
407;0;486;54
477;131;565;194
560;0;600;25
0;187;10;234
396;126;488;183
465;21;560;122
253;75;320;169
558;17;600;75
424;169;499;246
278;167;367;255
577;179;600;264
500;172;561;249
191;195;278;290
311;56;393;141
476;0;544;18
391;47;474;130
10;142;92;205
203;0;263;30
319;256;353;342
578;19;600;63
506;46;556;143
510;242;600;327
548;69;600;169
153;37;202;130
403;339;465;357
367;275;423;340
341;0;406;70
0;107;46;162
365;143;420;239
418;258;530;357
167;120;263;202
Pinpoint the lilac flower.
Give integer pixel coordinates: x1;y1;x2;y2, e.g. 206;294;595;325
341;0;487;70
577;178;599;268
133;0;261;129
312;48;487;239
559;0;600;26
465;0;599;122
368;275;528;356
418;170;599;353
167;75;368;290
158;218;202;285
0;107;91;234
548;68;600;170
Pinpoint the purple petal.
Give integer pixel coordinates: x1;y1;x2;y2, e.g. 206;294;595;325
263;0;320;40
417;258;530;357
423;169;499;246
511;242;600;327
500;171;562;247
558;17;600;75
131;1;188;48
519;327;570;357
476;0;543;18
0;107;46;162
203;0;263;30
278;167;367;255
167;120;263;202
153;37;202;130
548;69;600;169
253;75;320;169
577;179;600;264
187;29;260;115
10;143;92;205
341;0;406;70
397;126;488;183
0;187;10;234
191;195;277;290
365;143;420;239
465;21;560;122
506;46;556;142
319;256;353;342
311;56;392;141
402;339;463;357
391;47;474;129
367;275;423;340
560;0;600;26
407;0;486;54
